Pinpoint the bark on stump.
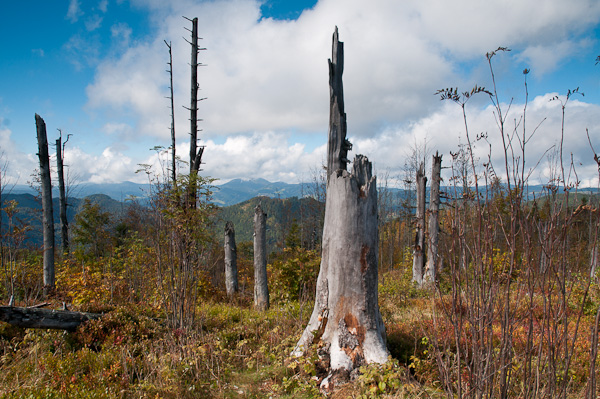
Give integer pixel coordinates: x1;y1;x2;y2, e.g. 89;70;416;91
36;114;55;294
425;153;442;283
412;162;427;285
292;27;388;388
224;221;239;297
253;205;269;311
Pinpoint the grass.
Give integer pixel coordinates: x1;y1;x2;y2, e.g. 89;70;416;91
0;259;598;398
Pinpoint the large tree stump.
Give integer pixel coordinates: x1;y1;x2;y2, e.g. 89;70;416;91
412;162;427;285
293;27;388;388
224;221;239;297
425;153;442;283
253;204;269;311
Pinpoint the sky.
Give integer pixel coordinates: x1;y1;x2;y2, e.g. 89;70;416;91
1;0;600;189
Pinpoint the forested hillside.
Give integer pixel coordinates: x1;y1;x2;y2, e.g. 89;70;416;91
214;195;324;249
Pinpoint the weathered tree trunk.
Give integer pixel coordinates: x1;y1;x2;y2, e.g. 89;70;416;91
413;162;427;285
56;135;69;255
293;28;388;388
425;153;442;283
253;204;269;311
36;114;55;294
165;40;177;185
224;221;239;297
186;17;205;209
591;244;599;278
189;17;199;175
0;306;101;331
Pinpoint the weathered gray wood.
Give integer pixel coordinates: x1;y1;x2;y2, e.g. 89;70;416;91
413;162;427;285
56;135;69;255
36;114;55;294
189;17;199;175
187;17;205;208
253;205;269;311
293;28;388;386
224;221;239;297
165;40;177;185
591;244;598;278
0;306;101;331
425;153;442;283
326;27;352;179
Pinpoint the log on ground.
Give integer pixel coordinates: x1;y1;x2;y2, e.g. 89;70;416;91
0;306;102;331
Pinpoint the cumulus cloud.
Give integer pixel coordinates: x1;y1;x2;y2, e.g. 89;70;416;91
63;146;139;184
517;39;594;76
351;93;600;186
0;125;37;186
80;0;600;185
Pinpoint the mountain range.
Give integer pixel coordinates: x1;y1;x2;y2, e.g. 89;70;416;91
10;178;315;207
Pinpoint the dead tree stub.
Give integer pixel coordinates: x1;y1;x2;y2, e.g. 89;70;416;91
293;27;388;386
412;162;427;285
224;221;239;297
36;114;55;294
425;153;442;283
253;205;269;311
56;133;69;255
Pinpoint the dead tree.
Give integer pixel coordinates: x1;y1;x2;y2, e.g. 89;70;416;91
185;16;206;207
424;152;442;283
0;306;101;331
224;221;239;297
292;28;388;387
56;131;70;255
165;40;177;185
253;204;269;311
412;162;427;285
36;114;55;294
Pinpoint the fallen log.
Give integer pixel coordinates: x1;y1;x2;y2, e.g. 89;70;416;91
0;306;102;331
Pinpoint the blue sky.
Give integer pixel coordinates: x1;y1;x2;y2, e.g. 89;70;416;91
1;0;600;188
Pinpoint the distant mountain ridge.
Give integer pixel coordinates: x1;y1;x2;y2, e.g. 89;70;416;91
10;179;309;207
9;179;599;208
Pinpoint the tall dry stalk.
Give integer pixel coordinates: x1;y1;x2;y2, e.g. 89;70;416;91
429;49;595;399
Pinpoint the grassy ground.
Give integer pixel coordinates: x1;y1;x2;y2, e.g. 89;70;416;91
1;262;598;398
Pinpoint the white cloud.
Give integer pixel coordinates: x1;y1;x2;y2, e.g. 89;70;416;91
81;0;600;185
517;39;594;76
66;0;83;23
63;146;139;184
350;93;600;187
0;125;37;186
85;14;103;32
111;22;132;46
98;0;108;13
63;34;100;70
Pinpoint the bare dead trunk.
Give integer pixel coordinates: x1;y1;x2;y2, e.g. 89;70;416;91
413;162;427;285
187;17;204;207
253;204;269;311
36;114;55;294
165;40;177;185
0;306;101;331
189;17;199;175
425;153;441;283
293;28;388;387
56;136;69;255
224;221;239;297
